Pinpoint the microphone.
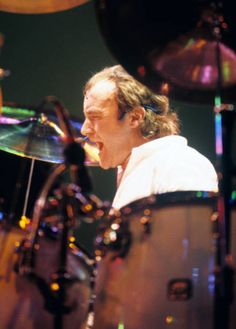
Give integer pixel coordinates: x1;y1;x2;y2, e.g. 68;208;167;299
41;95;93;194
63;141;93;194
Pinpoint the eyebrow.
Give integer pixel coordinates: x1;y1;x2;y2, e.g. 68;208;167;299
84;107;103;114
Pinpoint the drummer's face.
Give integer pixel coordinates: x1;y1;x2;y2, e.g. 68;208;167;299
81;79;144;169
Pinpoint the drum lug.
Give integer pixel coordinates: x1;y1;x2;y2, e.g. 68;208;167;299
140;208;152;236
94;216;131;260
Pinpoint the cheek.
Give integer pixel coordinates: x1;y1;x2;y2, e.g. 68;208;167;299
97;122;113;137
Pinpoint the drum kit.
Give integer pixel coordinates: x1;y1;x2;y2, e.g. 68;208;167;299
0;96;104;329
0;1;236;329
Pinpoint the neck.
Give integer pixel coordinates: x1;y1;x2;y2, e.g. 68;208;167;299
116;154;131;187
121;153;131;171
117;137;149;186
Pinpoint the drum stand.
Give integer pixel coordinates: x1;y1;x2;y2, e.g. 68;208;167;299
212;26;235;329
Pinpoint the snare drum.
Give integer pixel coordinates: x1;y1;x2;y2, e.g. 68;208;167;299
93;191;222;329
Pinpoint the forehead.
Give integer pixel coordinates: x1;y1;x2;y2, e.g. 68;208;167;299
84;79;117;113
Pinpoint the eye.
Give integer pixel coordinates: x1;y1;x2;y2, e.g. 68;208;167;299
89;114;102;122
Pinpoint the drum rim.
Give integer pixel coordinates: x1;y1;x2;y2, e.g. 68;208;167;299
115;191;219;217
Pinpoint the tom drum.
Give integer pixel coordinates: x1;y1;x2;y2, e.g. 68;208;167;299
93;191;234;329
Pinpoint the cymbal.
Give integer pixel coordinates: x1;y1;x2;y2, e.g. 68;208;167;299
0;0;89;14
95;0;236;103
0;114;99;165
1;102;83;137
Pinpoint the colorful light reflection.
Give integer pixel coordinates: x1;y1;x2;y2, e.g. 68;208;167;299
214;96;223;156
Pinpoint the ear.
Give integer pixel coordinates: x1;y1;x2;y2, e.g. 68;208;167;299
128;106;145;128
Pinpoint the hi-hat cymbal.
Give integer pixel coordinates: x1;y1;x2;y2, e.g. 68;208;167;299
0;114;99;165
95;0;236;103
0;0;89;14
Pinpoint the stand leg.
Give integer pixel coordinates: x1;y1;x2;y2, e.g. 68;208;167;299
22;158;35;218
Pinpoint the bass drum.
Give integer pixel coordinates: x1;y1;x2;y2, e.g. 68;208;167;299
93;191;231;329
0;219;93;329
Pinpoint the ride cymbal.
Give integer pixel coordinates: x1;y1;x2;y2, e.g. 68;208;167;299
95;0;236;103
0;0;89;14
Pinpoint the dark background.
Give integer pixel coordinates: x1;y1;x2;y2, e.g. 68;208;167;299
0;1;235;251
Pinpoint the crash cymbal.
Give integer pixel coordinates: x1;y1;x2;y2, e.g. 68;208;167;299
0;0;89;14
95;0;236;103
0;114;99;165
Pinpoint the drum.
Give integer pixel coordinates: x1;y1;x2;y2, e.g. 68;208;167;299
0;220;93;329
93;191;227;329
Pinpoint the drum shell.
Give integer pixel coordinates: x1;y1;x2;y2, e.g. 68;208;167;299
93;193;219;329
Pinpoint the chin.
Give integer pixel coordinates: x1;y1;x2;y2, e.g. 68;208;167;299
100;160;116;170
99;161;110;170
99;154;119;169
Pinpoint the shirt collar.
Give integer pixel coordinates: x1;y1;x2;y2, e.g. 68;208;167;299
117;135;187;181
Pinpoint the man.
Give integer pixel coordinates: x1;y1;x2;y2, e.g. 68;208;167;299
81;65;218;209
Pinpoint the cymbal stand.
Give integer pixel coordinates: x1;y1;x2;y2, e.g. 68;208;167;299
4;155;32;226
21;158;35;219
211;11;235;329
39;96;94;329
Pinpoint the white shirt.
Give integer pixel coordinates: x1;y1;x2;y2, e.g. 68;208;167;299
112;135;218;209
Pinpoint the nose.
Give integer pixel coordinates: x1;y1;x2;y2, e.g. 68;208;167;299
81;119;94;138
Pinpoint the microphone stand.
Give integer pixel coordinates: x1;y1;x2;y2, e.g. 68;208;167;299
46;96;94;329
